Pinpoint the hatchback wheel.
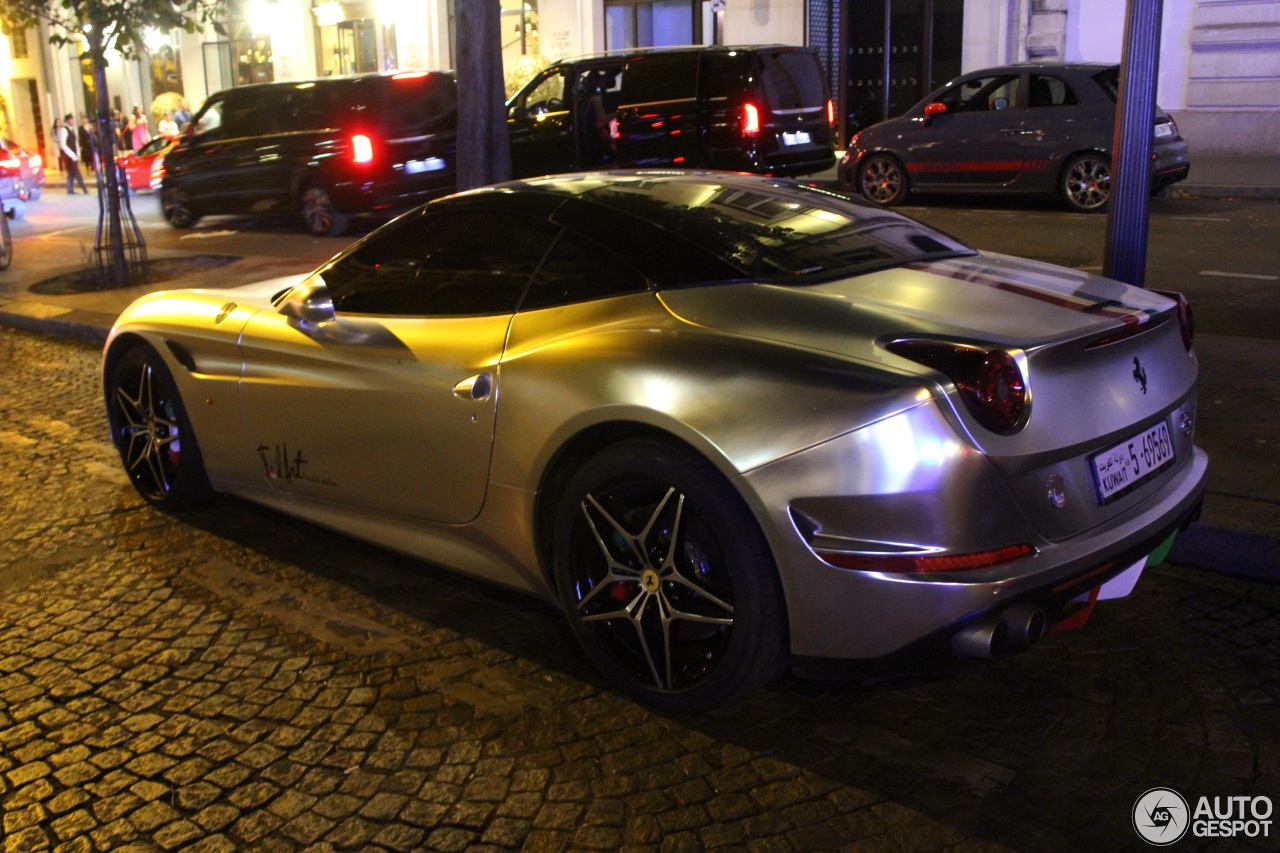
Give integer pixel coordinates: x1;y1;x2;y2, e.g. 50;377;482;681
161;188;199;228
858;154;909;206
301;186;351;237
553;440;787;711
1061;153;1111;213
106;344;212;509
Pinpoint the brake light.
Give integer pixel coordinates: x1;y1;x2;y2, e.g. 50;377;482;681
742;102;760;137
29;154;41;169
0;157;19;171
1153;290;1194;351
815;543;1036;573
826;98;835;127
351;134;373;164
885;340;1029;433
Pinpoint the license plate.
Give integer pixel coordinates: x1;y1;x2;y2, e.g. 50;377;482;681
1154;123;1175;139
1090;421;1175;504
405;157;446;174
780;131;811;147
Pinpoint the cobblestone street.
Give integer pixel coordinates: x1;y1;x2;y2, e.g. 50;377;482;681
2;327;1278;852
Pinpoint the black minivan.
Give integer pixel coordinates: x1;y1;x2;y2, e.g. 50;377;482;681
161;71;457;236
507;45;835;179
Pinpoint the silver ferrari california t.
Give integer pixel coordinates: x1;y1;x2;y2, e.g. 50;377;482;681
103;171;1208;711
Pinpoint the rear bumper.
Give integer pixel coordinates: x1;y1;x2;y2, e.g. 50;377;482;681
739;399;1210;662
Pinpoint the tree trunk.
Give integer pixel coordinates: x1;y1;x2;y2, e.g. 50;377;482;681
455;0;511;190
90;40;130;286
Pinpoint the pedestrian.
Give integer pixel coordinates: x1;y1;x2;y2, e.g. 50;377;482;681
130;105;152;149
173;98;192;131
157;110;179;137
54;115;87;194
111;108;126;152
77;114;99;176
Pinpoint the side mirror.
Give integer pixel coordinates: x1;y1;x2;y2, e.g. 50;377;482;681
992;97;1009;111
279;280;336;328
923;102;948;117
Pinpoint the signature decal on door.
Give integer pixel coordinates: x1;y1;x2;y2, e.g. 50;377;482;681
256;443;338;487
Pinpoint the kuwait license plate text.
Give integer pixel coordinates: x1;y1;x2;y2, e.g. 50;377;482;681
1091;421;1175;504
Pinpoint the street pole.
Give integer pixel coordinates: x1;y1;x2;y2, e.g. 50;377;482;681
1103;0;1164;288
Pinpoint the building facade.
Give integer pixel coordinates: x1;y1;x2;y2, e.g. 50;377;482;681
1;0;1274;165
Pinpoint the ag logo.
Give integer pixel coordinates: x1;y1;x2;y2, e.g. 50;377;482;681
1134;787;1190;845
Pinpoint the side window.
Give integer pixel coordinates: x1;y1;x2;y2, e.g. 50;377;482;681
192;97;225;138
221;90;279;138
513;69;571;116
322;211;557;316
1027;75;1078;108
521;231;648;311
620;54;698;105
701;55;729;101
939;75;1019;113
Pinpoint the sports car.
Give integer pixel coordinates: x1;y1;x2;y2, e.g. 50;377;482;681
102;171;1208;711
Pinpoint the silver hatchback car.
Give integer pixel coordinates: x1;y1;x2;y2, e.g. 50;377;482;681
839;63;1191;212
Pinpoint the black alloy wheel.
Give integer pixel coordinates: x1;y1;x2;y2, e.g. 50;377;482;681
106;344;212;509
300;186;351;237
858;153;909;206
161;188;200;228
553;440;787;711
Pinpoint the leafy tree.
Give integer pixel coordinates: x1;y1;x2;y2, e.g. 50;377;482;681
0;0;228;285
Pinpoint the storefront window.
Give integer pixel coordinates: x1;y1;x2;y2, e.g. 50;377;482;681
314;0;381;76
604;0;702;51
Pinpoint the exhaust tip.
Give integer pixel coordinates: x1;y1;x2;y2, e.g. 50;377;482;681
952;616;1007;660
1002;604;1047;650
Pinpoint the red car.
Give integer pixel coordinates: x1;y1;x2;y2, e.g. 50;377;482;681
117;135;177;192
1;138;44;201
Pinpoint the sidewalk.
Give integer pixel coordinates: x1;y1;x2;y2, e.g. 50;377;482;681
1;166;1277;585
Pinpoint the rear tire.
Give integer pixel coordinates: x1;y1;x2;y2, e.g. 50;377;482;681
1061;153;1111;213
161;188;200;228
553;439;787;711
858;153;909;206
0;212;12;271
301;186;351;237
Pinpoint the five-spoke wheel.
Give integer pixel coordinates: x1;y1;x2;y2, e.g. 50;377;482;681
554;440;786;711
858;153;909;206
106;345;212;509
1061;153;1111;213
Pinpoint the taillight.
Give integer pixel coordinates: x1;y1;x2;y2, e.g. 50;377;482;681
815;543;1036;573
351;134;373;164
826;98;835;127
0;157;19;170
1153;290;1194;351
885;340;1029;434
29;154;41;170
742;103;760;137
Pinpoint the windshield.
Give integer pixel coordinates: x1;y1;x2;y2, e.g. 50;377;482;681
572;176;974;284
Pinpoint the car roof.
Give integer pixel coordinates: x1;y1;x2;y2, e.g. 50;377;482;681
984;62;1118;74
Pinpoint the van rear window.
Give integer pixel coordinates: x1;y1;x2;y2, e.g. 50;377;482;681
373;74;457;137
758;51;826;111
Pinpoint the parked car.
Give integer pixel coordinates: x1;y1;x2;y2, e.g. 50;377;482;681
103;170;1207;711
508;45;836;178
117;135;178;192
838;63;1191;212
0;138;43;201
161;70;457;236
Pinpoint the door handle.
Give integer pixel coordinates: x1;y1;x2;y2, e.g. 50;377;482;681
1000;128;1035;136
453;373;492;401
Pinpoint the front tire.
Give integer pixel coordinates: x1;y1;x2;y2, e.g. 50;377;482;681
553;440;787;711
0;212;12;271
106;344;213;509
300;186;351;237
1061;153;1111;213
858;153;909;206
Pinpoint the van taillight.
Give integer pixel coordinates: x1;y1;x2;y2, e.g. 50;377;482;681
352;134;373;164
826;99;835;127
742;103;760;137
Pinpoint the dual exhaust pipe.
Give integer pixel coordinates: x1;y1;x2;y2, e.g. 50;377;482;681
951;604;1047;660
